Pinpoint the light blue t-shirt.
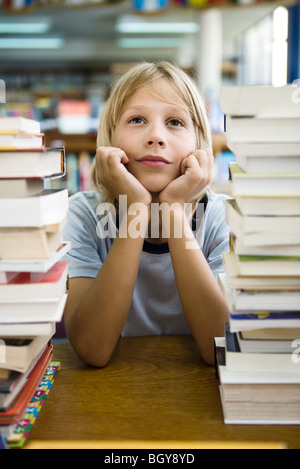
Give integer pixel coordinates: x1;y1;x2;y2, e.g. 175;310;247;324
63;190;230;337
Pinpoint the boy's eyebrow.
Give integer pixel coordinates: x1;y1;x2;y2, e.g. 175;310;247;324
122;105;145;113
122;104;190;115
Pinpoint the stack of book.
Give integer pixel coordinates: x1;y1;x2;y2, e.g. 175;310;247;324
0;116;70;447
216;84;300;424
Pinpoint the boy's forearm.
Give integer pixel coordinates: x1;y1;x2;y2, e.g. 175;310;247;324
167;208;229;365
69;212;147;367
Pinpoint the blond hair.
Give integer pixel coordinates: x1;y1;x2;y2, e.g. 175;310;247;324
91;61;212;209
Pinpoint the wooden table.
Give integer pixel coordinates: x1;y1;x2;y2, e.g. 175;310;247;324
26;336;300;449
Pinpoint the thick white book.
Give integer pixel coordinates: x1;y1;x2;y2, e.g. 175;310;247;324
0;292;67;323
231;235;300;257
223;252;300;290
218;273;300;312
215;337;300;425
227;142;300;174
0;147;64;178
0;322;55;337
225;324;298;374
0;189;68;228
0;178;44;198
0;326;55;373
225;198;300;236
230;252;300;276
0;241;70;273
0;133;45;150
220;85;300;117
0;116;41;134
225;116;300;144
234;195;300;216
227;141;300;159
229;162;300;196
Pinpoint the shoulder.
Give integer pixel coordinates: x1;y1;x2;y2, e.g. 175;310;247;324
199;192;230;274
68;190;103;224
63;191;105;278
64;190;104;242
196;191;229;225
68;190;101;213
194;191;230;248
205;191;230;230
206;191;230;211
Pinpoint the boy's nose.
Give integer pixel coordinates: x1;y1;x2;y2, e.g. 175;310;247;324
145;124;166;148
147;139;164;147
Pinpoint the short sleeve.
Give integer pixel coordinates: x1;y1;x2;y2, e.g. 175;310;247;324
199;193;230;279
62;194;102;279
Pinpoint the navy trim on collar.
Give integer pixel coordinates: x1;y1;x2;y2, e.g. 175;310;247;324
116;194;208;255
143;239;170;254
143;193;208;255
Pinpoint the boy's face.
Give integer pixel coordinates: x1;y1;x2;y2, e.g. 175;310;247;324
112;78;197;195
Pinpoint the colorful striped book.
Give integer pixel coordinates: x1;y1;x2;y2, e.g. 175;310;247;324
2;361;60;449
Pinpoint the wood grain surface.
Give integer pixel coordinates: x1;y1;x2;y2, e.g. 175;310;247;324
26;335;300;449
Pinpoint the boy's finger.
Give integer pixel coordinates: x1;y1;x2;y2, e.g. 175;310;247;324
108;149;129;169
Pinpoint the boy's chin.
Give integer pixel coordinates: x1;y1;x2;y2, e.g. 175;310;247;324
141;178;171;196
145;184;168;196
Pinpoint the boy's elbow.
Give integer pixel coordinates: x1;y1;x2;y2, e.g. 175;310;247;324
75;344;113;368
194;337;215;367
67;330;114;368
85;354;112;369
201;352;215;367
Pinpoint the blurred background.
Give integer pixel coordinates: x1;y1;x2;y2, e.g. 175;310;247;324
0;0;299;194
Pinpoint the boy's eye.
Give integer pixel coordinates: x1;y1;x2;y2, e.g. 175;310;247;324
128;116;145;124
167;118;184;127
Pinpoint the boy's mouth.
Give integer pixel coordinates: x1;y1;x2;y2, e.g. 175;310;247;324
139;155;170;167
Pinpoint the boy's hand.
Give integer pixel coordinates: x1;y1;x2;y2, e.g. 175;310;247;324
159;149;213;206
95;147;152;208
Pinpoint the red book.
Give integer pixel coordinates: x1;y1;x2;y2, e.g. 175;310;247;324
0;345;53;425
0;261;68;301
